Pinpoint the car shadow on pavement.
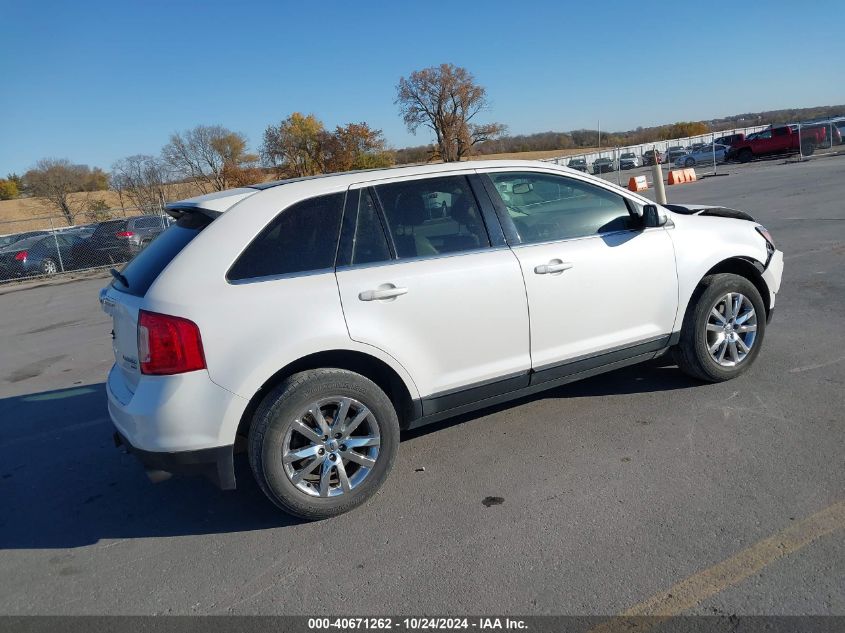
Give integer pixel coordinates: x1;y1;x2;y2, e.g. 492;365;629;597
403;357;701;441
0;360;699;550
0;383;299;550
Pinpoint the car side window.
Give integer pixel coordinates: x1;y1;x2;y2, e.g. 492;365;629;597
351;189;392;266
374;176;490;259
487;172;635;245
228;192;344;281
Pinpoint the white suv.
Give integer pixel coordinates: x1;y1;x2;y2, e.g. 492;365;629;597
101;160;784;519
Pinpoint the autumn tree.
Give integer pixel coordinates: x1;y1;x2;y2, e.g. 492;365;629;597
322;123;394;172
162;125;256;192
111;155;170;212
261;112;325;177
23;159;101;225
396;63;505;162
0;179;18;200
665;121;710;139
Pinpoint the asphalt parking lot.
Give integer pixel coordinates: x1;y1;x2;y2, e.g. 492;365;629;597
0;155;843;616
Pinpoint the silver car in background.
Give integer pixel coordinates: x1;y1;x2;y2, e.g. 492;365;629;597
674;144;729;168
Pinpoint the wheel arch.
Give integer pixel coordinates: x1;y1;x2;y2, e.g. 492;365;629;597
680;256;771;328
235;349;420;444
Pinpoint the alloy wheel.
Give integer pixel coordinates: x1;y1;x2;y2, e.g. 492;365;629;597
282;397;380;498
705;292;758;367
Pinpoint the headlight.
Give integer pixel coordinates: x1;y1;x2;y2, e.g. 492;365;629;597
755;225;775;249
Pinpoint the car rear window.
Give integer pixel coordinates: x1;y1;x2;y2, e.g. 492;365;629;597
112;212;212;297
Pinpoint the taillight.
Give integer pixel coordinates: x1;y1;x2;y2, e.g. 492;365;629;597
14;250;27;261
138;310;206;375
115;231;135;238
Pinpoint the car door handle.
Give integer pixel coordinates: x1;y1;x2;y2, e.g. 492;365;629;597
358;286;408;301
534;261;573;275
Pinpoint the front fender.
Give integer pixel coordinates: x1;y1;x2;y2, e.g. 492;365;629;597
667;213;772;331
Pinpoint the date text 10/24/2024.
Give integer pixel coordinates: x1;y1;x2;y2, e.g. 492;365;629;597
308;618;528;630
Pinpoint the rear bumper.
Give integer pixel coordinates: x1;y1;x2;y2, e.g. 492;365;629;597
113;430;235;490
106;363;249;489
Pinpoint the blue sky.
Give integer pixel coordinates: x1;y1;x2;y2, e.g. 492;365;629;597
1;0;843;175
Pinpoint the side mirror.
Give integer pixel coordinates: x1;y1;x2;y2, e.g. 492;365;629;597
642;204;668;228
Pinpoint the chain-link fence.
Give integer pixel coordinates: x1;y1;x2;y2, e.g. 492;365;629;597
0;206;172;285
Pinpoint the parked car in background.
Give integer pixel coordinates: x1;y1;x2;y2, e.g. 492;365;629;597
619;152;639;169
726;125;826;162
0;230;49;250
836;120;845;145
72;215;171;267
0;232;85;280
714;133;745;148
642;149;664;165
666;146;688;164
820;123;842;148
567;157;589;172
673;144;729;168
593;157;615;173
65;223;98;240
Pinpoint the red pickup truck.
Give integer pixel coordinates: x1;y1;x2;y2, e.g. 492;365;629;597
727;125;828;162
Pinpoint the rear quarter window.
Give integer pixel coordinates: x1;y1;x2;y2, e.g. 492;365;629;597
227;192;345;282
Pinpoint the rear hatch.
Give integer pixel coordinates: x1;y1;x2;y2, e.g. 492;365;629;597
100;211;215;397
100;188;258;397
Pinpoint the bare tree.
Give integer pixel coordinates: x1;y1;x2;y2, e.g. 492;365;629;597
23;158;92;225
161;125;253;192
396;63;506;162
111;155;170;212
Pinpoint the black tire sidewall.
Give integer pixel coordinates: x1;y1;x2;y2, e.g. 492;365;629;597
250;370;399;519
689;274;767;381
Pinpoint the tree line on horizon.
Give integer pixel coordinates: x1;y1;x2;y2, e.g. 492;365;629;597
2;61;843;225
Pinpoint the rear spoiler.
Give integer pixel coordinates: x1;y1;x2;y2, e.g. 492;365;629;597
164;205;221;221
165;188;259;220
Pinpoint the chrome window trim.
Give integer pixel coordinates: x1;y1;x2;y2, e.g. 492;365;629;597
227;267;336;285
335;245;511;273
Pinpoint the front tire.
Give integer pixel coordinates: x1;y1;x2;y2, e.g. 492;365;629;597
673;273;767;382
685;157;695;167
248;368;400;519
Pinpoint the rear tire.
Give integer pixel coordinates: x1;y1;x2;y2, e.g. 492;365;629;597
801;141;816;156
41;258;58;275
738;148;753;163
673;273;767;382
249;368;400;520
